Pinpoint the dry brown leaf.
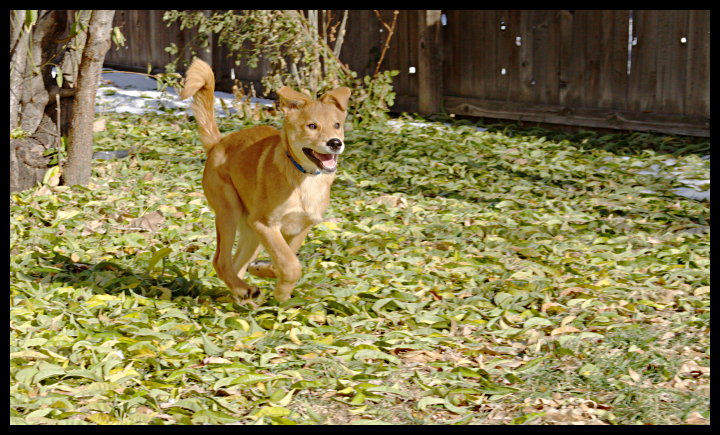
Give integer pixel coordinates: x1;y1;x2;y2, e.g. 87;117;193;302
368;194;408;209
684;411;709;425
81;219;106;236
202;356;232;365
93;118;106;132
396;349;442;363
128;211;164;232
678;360;709;377
32;185;53;197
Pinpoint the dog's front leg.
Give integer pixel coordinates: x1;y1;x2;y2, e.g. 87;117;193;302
250;220;301;302
248;226;311;280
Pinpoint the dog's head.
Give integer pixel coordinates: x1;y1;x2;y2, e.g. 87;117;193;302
277;86;351;174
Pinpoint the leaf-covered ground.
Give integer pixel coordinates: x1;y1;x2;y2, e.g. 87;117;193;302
10;112;710;425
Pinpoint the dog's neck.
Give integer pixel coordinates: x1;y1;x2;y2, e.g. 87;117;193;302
280;130;321;176
285;151;320;175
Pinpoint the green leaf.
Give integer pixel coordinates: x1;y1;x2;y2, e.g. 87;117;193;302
147;247;173;272
231;373;278;385
64;369;103;382
352;349;400;364
33;361;65;383
191;409;238;424
443;396;468;414
417;396;445;410
252;406;292;418
24;10;38;29
55;65;63;87
201;335;223;356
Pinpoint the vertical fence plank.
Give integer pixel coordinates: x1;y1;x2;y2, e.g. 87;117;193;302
532;10;560;105
496;10;519;102
515;11;535;103
627;10;659;113
596;10;629;110
684;10;709;118
417;10;443;114
655;10;689;114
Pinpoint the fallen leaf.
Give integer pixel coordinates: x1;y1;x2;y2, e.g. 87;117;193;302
684;411;709;425
128;211;165;232
93;118;107;132
394;349;442;363
551;325;581;336
368;194;408;209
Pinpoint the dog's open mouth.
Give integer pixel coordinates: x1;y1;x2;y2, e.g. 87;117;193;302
303;148;338;172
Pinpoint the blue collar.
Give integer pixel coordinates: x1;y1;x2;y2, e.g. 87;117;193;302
286;152;320;175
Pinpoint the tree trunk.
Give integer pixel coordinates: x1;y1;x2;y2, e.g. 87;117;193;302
63;10;115;186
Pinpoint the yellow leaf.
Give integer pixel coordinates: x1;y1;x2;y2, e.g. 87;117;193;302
300;352;319;360
86;413;118;425
316;335;334;345
550;325;580;336
10;350;49;360
560;315;576;327
203;356;231;364
288;328;302;345
318;221;339;230
275;389;296;407
628;368;642;382
694;286;710;296
87;294;121;308
105;362;140;383
307;313;326;324
55;209;80;222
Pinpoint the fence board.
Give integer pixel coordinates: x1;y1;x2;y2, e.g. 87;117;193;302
684;10;710;117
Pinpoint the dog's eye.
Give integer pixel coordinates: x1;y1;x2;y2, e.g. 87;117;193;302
307;123;317;130
334;122;341;129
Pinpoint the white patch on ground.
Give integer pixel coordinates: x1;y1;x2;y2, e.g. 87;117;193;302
95;70;709;201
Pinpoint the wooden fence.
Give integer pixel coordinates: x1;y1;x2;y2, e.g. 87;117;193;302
104;10;710;136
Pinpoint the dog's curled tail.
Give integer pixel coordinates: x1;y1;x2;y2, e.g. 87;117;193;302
180;58;222;151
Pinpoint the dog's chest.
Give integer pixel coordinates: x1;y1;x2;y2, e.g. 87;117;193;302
279;176;332;235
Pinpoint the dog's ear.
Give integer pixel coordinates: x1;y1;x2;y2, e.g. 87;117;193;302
277;86;313;112
319;87;352;112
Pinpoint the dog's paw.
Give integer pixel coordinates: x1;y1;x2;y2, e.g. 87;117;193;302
231;285;262;308
232;285;261;299
248;260;277;278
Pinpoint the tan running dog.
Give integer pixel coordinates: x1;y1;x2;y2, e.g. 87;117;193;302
180;58;351;303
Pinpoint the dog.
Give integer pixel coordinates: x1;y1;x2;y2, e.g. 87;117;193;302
180;58;351;303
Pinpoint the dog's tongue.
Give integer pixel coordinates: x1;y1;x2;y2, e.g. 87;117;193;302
313;151;337;169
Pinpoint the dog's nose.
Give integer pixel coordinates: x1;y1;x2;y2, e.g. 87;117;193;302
327;138;343;151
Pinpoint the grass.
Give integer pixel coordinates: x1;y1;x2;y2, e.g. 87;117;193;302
10;110;710;425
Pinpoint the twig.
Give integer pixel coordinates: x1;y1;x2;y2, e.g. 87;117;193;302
333;11;349;59
373;10;399;78
55;93;62;166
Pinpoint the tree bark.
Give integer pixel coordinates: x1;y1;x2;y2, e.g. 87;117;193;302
62;10;114;186
10;10;70;192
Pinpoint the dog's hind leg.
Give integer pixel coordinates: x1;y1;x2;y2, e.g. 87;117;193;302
232;218;262;280
212;202;259;300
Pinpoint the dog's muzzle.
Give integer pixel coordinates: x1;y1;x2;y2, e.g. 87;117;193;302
302;138;344;173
